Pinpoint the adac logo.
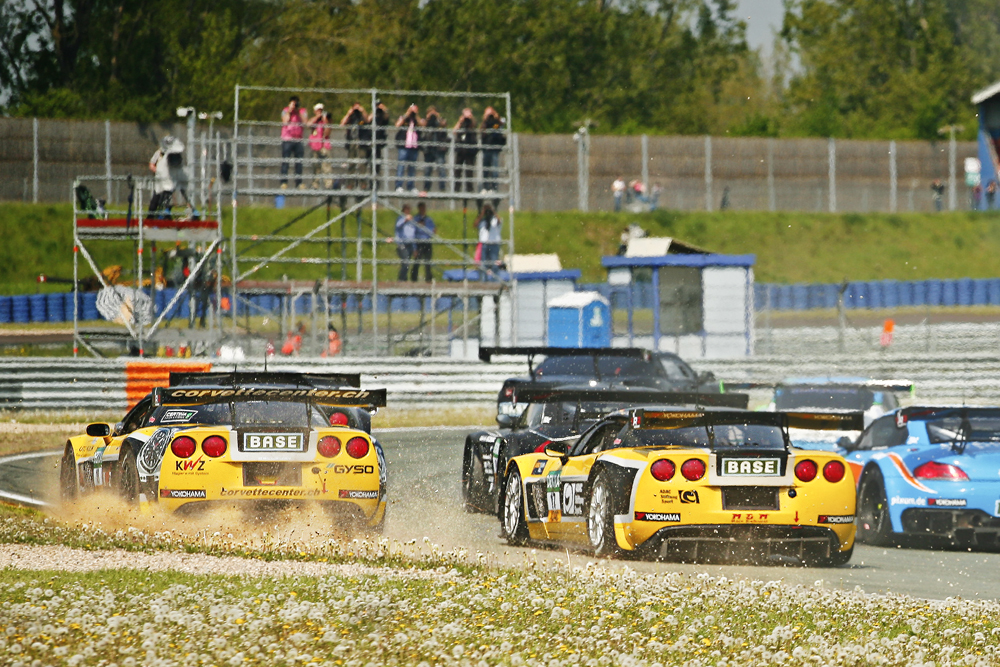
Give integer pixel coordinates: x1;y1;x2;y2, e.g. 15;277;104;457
175;456;206;472
679;490;700;504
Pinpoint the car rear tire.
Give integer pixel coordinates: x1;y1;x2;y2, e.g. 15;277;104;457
59;446;77;503
805;543;853;568
857;467;894;546
587;471;624;558
500;469;529;546
116;444;140;503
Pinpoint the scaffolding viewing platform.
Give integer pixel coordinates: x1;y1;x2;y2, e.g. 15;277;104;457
227;85;519;357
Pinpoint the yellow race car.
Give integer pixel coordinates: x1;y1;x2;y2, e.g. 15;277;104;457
498;407;861;566
60;372;388;532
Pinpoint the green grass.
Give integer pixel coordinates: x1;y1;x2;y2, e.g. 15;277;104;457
5;203;1000;293
1;499;999;666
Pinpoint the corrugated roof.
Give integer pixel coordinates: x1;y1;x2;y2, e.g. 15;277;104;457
972;79;1000;105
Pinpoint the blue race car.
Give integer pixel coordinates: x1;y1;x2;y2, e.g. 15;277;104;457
842;406;1000;549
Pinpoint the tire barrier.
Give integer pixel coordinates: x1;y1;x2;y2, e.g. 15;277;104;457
755;278;1000;312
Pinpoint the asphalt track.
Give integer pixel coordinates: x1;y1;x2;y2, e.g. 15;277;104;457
3;428;1000;600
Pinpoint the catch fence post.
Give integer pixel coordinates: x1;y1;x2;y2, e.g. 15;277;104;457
767;138;775;211
105;120;112;203
828;137;837;213
32;118;38;203
889;140;897;213
641;134;649;196
948;131;957;211
704;135;712;212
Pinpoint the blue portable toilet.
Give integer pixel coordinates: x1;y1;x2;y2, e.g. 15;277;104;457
546;291;611;348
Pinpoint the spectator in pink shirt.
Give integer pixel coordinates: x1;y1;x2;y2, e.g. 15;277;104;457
308;103;332;189
280;96;308;189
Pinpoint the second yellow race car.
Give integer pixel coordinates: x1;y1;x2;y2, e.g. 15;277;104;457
499;407;861;566
61;371;388;532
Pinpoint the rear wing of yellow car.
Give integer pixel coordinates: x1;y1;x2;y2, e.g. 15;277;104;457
169;371;362;388
154;385;387;409
512;384;748;409
630;408;865;432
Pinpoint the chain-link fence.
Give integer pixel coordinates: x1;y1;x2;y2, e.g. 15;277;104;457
1;116;979;213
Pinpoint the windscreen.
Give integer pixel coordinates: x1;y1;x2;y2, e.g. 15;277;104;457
534;355;649;379
712;424;785;448
620;426;710;449
233;401;328;427
151;403;230;426
623;420;785;449
926;415;1000;443
774;386;873;411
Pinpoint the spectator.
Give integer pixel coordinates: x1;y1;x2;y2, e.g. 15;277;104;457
480;107;506;193
412;201;436;282
340;102;367;190
630;179;647;204
281;322;306;355
972;183;983;210
321;324;342;357
308;103;332;189
477;204;503;273
392;204;418;281
395;104;421;192
617;226;630;255
612;176;625;212
987;180;998;210
422;107;448;193
148;135;189;216
931;179;945;211
720;185;730;211
453;108;478;193
650;183;663;211
371;101;391;186
280;96;308;189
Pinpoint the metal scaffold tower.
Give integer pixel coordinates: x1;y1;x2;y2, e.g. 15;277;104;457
71;174;224;357
230;85;518;356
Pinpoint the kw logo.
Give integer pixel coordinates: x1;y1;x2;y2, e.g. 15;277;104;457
175;456;206;472
679;490;700;504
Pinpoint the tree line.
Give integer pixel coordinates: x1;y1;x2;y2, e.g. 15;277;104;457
1;0;997;140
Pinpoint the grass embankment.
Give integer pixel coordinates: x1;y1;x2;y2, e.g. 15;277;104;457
5;202;1000;294
0;502;999;666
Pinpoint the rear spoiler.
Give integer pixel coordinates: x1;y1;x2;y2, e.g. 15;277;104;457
632;408;865;431
480;346;651;380
170;371;362;389
722;380;913;393
155;385;386;408
512;385;748;409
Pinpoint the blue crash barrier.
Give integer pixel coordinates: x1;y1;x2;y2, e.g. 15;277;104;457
755;277;1000;311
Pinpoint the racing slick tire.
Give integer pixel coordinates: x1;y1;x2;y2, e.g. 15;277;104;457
115;444;140;503
587;471;624;559
59;445;77;502
804;544;854;568
461;440;489;514
857;467;894;546
500;468;529;546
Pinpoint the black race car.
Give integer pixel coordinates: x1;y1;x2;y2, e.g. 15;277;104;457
480;346;721;419
460;384;748;514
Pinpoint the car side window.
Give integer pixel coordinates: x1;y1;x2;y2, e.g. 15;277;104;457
120;398;152;434
574;422;617;456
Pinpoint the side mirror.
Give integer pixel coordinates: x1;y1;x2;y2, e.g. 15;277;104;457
86;422;112;437
837;436;854;450
496;414;514;428
544;441;569;458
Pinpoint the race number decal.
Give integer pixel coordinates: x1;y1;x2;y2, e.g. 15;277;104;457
546;471;562;522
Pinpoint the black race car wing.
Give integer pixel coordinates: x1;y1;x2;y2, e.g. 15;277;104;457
478;346;649;363
169;371;362;388
512;385;748;409
156;385;386;408
632;408;865;431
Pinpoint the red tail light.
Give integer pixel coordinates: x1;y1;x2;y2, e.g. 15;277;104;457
680;458;705;481
795;459;818;482
201;435;227;458
914;461;969;481
171;436;196;459
329;412;349;426
346;437;369;459
650;459;676;481
318;436;342;458
822;460;845;483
